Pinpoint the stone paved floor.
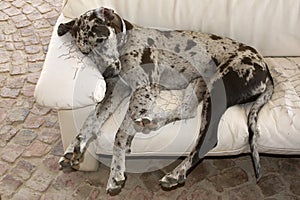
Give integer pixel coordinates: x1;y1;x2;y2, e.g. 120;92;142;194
0;0;300;199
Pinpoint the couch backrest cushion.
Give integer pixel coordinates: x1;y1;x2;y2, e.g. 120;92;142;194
62;0;300;57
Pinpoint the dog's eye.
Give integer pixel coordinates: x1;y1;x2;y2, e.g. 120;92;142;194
96;38;104;43
95;19;103;24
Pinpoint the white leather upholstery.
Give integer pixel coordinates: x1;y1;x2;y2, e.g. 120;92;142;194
62;0;300;57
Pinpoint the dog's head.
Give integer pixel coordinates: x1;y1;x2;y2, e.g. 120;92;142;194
58;7;121;53
57;7;128;77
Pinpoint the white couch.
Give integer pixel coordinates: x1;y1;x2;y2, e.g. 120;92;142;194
35;0;300;171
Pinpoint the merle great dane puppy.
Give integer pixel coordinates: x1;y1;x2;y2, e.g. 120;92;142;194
57;7;274;194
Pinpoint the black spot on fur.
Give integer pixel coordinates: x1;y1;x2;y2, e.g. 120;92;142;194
92;25;110;37
222;65;268;106
141;48;153;64
238;44;258;54
141;48;155;82
89;12;97;21
179;68;186;73
210;34;223;40
241;57;253;65
147;38;155;46
212;56;220;66
77;20;81;27
130;50;139;57
96;38;104;43
140;109;147;114
71;25;79;38
190;52;197;57
161;31;173;38
88;31;94;38
174;44;180;53
185;39;197;51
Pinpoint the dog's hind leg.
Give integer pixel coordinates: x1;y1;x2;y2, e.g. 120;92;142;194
248;77;274;181
159;88;212;188
159;78;228;188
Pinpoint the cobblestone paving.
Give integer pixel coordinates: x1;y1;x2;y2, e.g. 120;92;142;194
0;0;299;199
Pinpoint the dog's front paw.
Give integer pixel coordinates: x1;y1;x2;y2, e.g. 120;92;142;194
58;157;78;171
106;171;126;195
59;139;84;171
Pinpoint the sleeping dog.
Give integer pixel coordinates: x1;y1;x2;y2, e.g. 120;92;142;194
57;7;274;194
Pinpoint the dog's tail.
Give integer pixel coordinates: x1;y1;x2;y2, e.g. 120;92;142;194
248;76;274;182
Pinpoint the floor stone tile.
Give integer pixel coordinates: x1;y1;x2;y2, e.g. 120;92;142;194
22;140;51;157
208;167;248;192
0;11;9;21
0;87;21;98
1;143;26;163
43;113;58;126
12;129;37;146
9;64;28;75
0;108;6;123
225;184;263;200
0;50;10;63
0;62;10;72
52;171;84;190
0;98;16;109
42;155;60;172
37;3;52;14
25;45;41;54
11;0;26;8
23;113;45;128
3;6;22;17
50;140;64;156
28;61;43;72
11;160;36;181
189;187;220;200
6;107;30;123
11;187;41;200
6;76;26;89
31;103;51;116
0;125;18;143
41;190;74;200
72;184;98;200
288;175;300;196
258;174;286;197
0;174;23;198
25;169;53;192
22;4;35;15
0;161;10;176
38;128;60;144
0;2;10;10
11;13;27;23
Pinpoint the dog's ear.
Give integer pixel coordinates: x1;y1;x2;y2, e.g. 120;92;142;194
57;19;76;36
102;8;115;21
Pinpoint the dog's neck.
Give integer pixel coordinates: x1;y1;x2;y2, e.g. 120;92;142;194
110;14;134;48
